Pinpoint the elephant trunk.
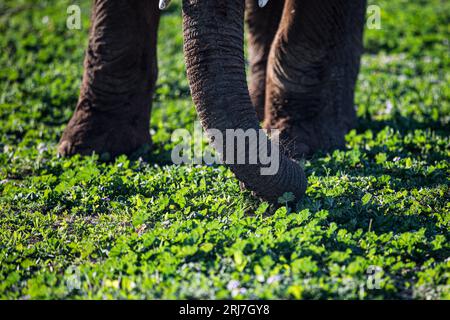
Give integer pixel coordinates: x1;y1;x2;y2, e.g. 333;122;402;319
182;0;307;202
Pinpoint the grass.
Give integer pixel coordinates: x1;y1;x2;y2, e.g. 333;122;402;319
0;0;449;299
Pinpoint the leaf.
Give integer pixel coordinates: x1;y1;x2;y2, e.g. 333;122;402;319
362;193;373;206
255;202;269;215
200;243;214;253
287;285;304;300
254;265;264;276
278;192;295;204
233;250;247;272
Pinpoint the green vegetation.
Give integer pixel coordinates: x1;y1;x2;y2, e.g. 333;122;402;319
0;0;449;299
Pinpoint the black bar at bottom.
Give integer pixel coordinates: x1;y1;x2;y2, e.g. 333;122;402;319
0;300;446;319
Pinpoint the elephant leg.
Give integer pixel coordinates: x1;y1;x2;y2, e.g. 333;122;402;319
245;0;284;121
264;0;367;158
182;0;307;202
59;0;160;158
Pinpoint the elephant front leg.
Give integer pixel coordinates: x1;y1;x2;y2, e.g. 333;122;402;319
245;0;284;121
264;0;367;158
59;0;160;158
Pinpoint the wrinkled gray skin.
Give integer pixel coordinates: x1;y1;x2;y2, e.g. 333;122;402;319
59;0;367;203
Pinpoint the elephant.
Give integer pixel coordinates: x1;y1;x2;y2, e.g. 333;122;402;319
58;0;367;202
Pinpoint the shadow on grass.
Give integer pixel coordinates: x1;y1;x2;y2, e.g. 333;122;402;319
297;114;448;242
356;114;449;136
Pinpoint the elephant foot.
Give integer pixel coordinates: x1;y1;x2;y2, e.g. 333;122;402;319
58;102;152;159
59;0;160;159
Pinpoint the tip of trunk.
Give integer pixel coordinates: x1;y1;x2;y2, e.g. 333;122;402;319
182;0;307;203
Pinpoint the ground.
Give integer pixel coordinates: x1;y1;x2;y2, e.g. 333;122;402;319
0;0;449;299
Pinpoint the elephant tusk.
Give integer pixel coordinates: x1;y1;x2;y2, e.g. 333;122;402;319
159;0;269;11
258;0;269;8
159;0;171;10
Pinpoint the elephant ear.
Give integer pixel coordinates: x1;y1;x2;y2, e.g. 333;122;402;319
181;0;307;203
